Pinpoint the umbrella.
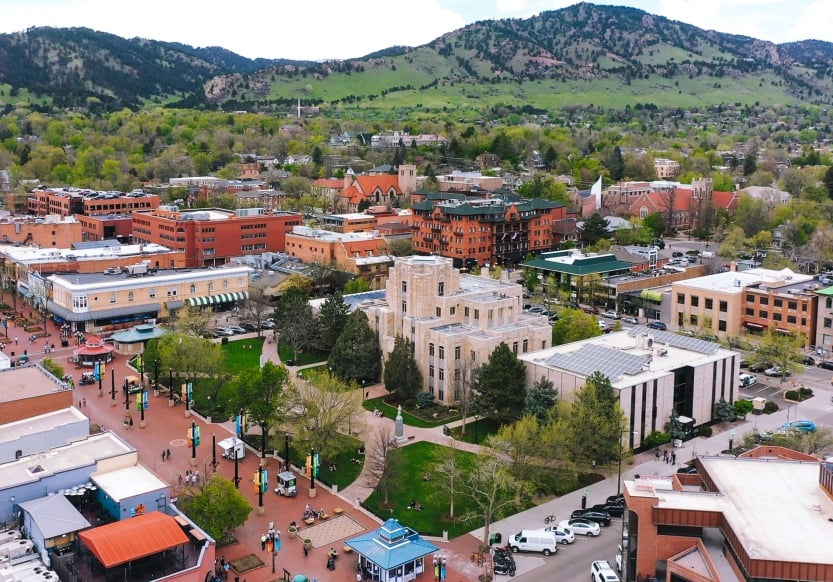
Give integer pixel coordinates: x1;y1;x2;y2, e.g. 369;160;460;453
292;575;308;582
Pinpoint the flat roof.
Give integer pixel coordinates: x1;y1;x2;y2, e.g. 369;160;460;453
92;465;167;501
627;456;833;564
49;265;252;290
0;432;134;491
519;327;733;386
0;243;173;264
0;407;86;443
674;268;813;294
0;365;69;404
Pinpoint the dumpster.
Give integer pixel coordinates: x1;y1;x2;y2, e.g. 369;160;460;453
489;532;502;545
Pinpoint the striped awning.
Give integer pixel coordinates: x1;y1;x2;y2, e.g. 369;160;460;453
185;291;249;307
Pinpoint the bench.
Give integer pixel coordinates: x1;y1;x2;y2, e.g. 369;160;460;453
333;507;344;515
304;518;315;526
342;546;353;554
319;512;329;520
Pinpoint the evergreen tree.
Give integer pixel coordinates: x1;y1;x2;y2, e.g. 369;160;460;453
524;377;558;423
565;371;625;464
579;213;610;246
609;146;625;180
316;292;350;352
274;287;318;361
474;343;527;424
823;166;833;200
329;310;381;383
383;335;423;401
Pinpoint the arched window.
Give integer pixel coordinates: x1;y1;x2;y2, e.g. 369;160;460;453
190;284;196;294
128;291;135;302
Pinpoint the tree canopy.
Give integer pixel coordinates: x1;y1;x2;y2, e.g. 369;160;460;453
473;342;527;424
383;335;423;402
329;310;382;384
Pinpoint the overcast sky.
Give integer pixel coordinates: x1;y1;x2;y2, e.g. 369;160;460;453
2;0;831;61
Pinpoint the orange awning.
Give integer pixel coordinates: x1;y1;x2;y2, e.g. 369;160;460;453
78;512;190;568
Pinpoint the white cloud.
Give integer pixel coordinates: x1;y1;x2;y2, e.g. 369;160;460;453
783;0;833;42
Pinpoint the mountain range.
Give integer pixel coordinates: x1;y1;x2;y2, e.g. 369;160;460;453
1;3;832;113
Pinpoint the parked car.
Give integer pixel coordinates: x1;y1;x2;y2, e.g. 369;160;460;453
582;306;600;315
739;359;751;368
621;316;639;325
820;360;833;371
646;321;667;331
226;325;247;334
570;509;611;526
548;314;560;322
589;502;624;518
781;420;816;433
523;304;532;311
749;361;772;373
591;560;620;582
528;307;546;314
557;519;600;537
213;327;233;337
676;463;698;475
738;373;757;388
606;494;624;505
672;251;684;258
800;355;816;366
602;311;619;320
764;366;790;377
541;525;575;544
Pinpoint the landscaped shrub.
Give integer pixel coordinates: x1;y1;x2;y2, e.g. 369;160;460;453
416;392;435;408
798;386;814;399
642;430;672;448
784;389;799;401
763;401;779;414
698;425;713;437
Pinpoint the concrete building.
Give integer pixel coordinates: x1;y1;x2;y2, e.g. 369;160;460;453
814;286;833;356
45;265;251;333
671;268;816;343
132;206;302;268
622;451;833;582
653;158;681;179
519;328;740;449
362;256;551;404
0;214;83;248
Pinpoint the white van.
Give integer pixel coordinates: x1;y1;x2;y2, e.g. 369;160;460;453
739;373;757;388
508;530;558;555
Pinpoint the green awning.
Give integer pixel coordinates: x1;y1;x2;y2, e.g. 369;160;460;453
186;292;248;307
640;290;664;302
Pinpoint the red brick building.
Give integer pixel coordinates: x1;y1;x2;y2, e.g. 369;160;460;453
410;192;574;268
131;207;302;267
27;189;161;217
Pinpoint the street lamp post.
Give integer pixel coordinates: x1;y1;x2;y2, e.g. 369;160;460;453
447;433;455;519
233;448;240;489
138;389;146;428
617;430;638;496
154;359;159;395
123;379;130;411
110;368;116;404
284;433;291;472
309;447;316;497
212;433;218;472
729;429;736;453
169;369;174;406
191;421;197;463
258;464;264;514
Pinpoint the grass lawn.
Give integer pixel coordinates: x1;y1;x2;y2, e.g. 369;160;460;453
278;342;328;366
269;433;365;491
452;417;500;446
220;337;264;375
363;397;460;429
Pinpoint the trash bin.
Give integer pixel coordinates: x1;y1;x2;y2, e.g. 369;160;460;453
61;339;68;347
489;533;502;545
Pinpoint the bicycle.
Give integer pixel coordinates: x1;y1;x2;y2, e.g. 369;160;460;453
544;514;556;524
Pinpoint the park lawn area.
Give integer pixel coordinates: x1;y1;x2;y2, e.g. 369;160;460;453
278;342;328;366
451;417;500;446
363;397;460;429
220;337;264;375
271;433;364;491
364;441;508;538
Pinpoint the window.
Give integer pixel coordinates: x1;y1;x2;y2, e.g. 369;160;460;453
438;346;444;360
827;297;833;309
223;280;229;289
401;301;407;314
450;306;456;316
677;293;685;305
470;350;476;362
788;301;797;310
718;320;727;331
429;343;435;356
690;314;698;325
745;308;754;316
825;318;832;329
746;294;754;302
402;282;407;293
773;313;782;321
690;296;699;307
464;307;469;317
190;284;196;294
149;288;156;298
719;301;727;312
787;315;797;324
512;341;518;355
438;282;444;296
704;298;713;309
801;318;806;326
438;368;444;381
436;307;441;317
774;299;783;308
454;346;461;360
109;293;117;304
522;339;528;352
474;309;479;321
128;291;135;302
429;365;434;378
208;282;215;292
759;310;768;318
759;297;768;306
72;295;87;309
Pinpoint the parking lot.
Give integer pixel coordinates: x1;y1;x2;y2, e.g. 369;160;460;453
739;379;797;410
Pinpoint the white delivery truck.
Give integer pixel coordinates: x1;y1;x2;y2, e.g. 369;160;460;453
218;437;246;460
508;530;558;555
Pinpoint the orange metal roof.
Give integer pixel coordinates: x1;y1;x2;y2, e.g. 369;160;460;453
78;512;190;568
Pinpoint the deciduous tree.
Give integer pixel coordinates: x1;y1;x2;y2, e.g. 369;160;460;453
551;308;602;346
564;372;625;464
232;362;292;457
179;473;252;542
364;426;402;507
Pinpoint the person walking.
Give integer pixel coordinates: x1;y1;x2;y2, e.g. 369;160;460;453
162;450;166;462
166;448;171;461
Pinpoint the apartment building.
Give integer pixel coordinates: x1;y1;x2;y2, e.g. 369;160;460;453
622;451;833;582
410;193;571;269
27;188;160;217
671;268;816;344
653;157;681;179
519;328;739;449
131;207;302;268
0;214;83;248
361;256;551;405
815;286;833;354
